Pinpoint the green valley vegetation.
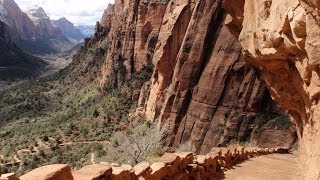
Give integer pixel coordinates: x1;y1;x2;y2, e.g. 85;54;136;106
0;38;155;175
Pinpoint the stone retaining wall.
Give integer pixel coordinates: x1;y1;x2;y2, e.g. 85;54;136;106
0;147;289;180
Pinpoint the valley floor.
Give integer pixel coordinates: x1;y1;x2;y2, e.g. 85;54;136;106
0;54;72;91
223;153;301;180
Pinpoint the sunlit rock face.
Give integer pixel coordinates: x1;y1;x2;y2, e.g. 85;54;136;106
137;0;295;153
95;0;296;154
99;0;170;88
224;0;320;178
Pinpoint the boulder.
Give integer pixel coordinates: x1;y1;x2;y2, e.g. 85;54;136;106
20;164;73;180
111;167;132;180
72;164;112;180
149;162;168;180
133;162;151;178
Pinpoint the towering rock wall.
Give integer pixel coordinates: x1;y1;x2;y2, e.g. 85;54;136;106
223;0;320;178
99;0;170;89
138;0;295;153
94;0;295;154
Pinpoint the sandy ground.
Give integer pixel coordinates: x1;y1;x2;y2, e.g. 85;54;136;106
223;153;301;180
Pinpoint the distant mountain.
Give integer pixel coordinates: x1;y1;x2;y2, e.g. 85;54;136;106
0;0;76;55
52;17;85;41
76;25;95;37
0;0;37;40
26;6;60;37
0;20;47;80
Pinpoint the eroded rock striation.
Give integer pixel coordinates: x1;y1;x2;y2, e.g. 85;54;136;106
87;0;296;153
137;0;295;153
99;0;170;89
223;0;320;178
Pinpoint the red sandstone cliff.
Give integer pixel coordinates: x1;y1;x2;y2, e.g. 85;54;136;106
140;0;296;153
80;0;296;153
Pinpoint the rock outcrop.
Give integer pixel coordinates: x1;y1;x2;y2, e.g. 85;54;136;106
98;0;177;89
20;164;73;180
223;0;320;178
135;0;295;153
76;0;296;153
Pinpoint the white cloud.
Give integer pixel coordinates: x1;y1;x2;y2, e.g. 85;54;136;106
15;0;115;25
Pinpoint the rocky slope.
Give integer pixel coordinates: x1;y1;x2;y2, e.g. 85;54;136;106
87;0;296;153
223;0;320;178
52;17;85;41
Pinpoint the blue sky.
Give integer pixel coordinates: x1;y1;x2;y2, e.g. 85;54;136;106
15;0;115;25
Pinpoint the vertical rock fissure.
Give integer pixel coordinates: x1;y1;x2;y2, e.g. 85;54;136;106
196;8;225;86
199;64;237;151
132;0;295;153
167;0;226;145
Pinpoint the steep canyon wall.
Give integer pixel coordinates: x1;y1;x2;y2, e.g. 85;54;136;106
94;0;295;154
